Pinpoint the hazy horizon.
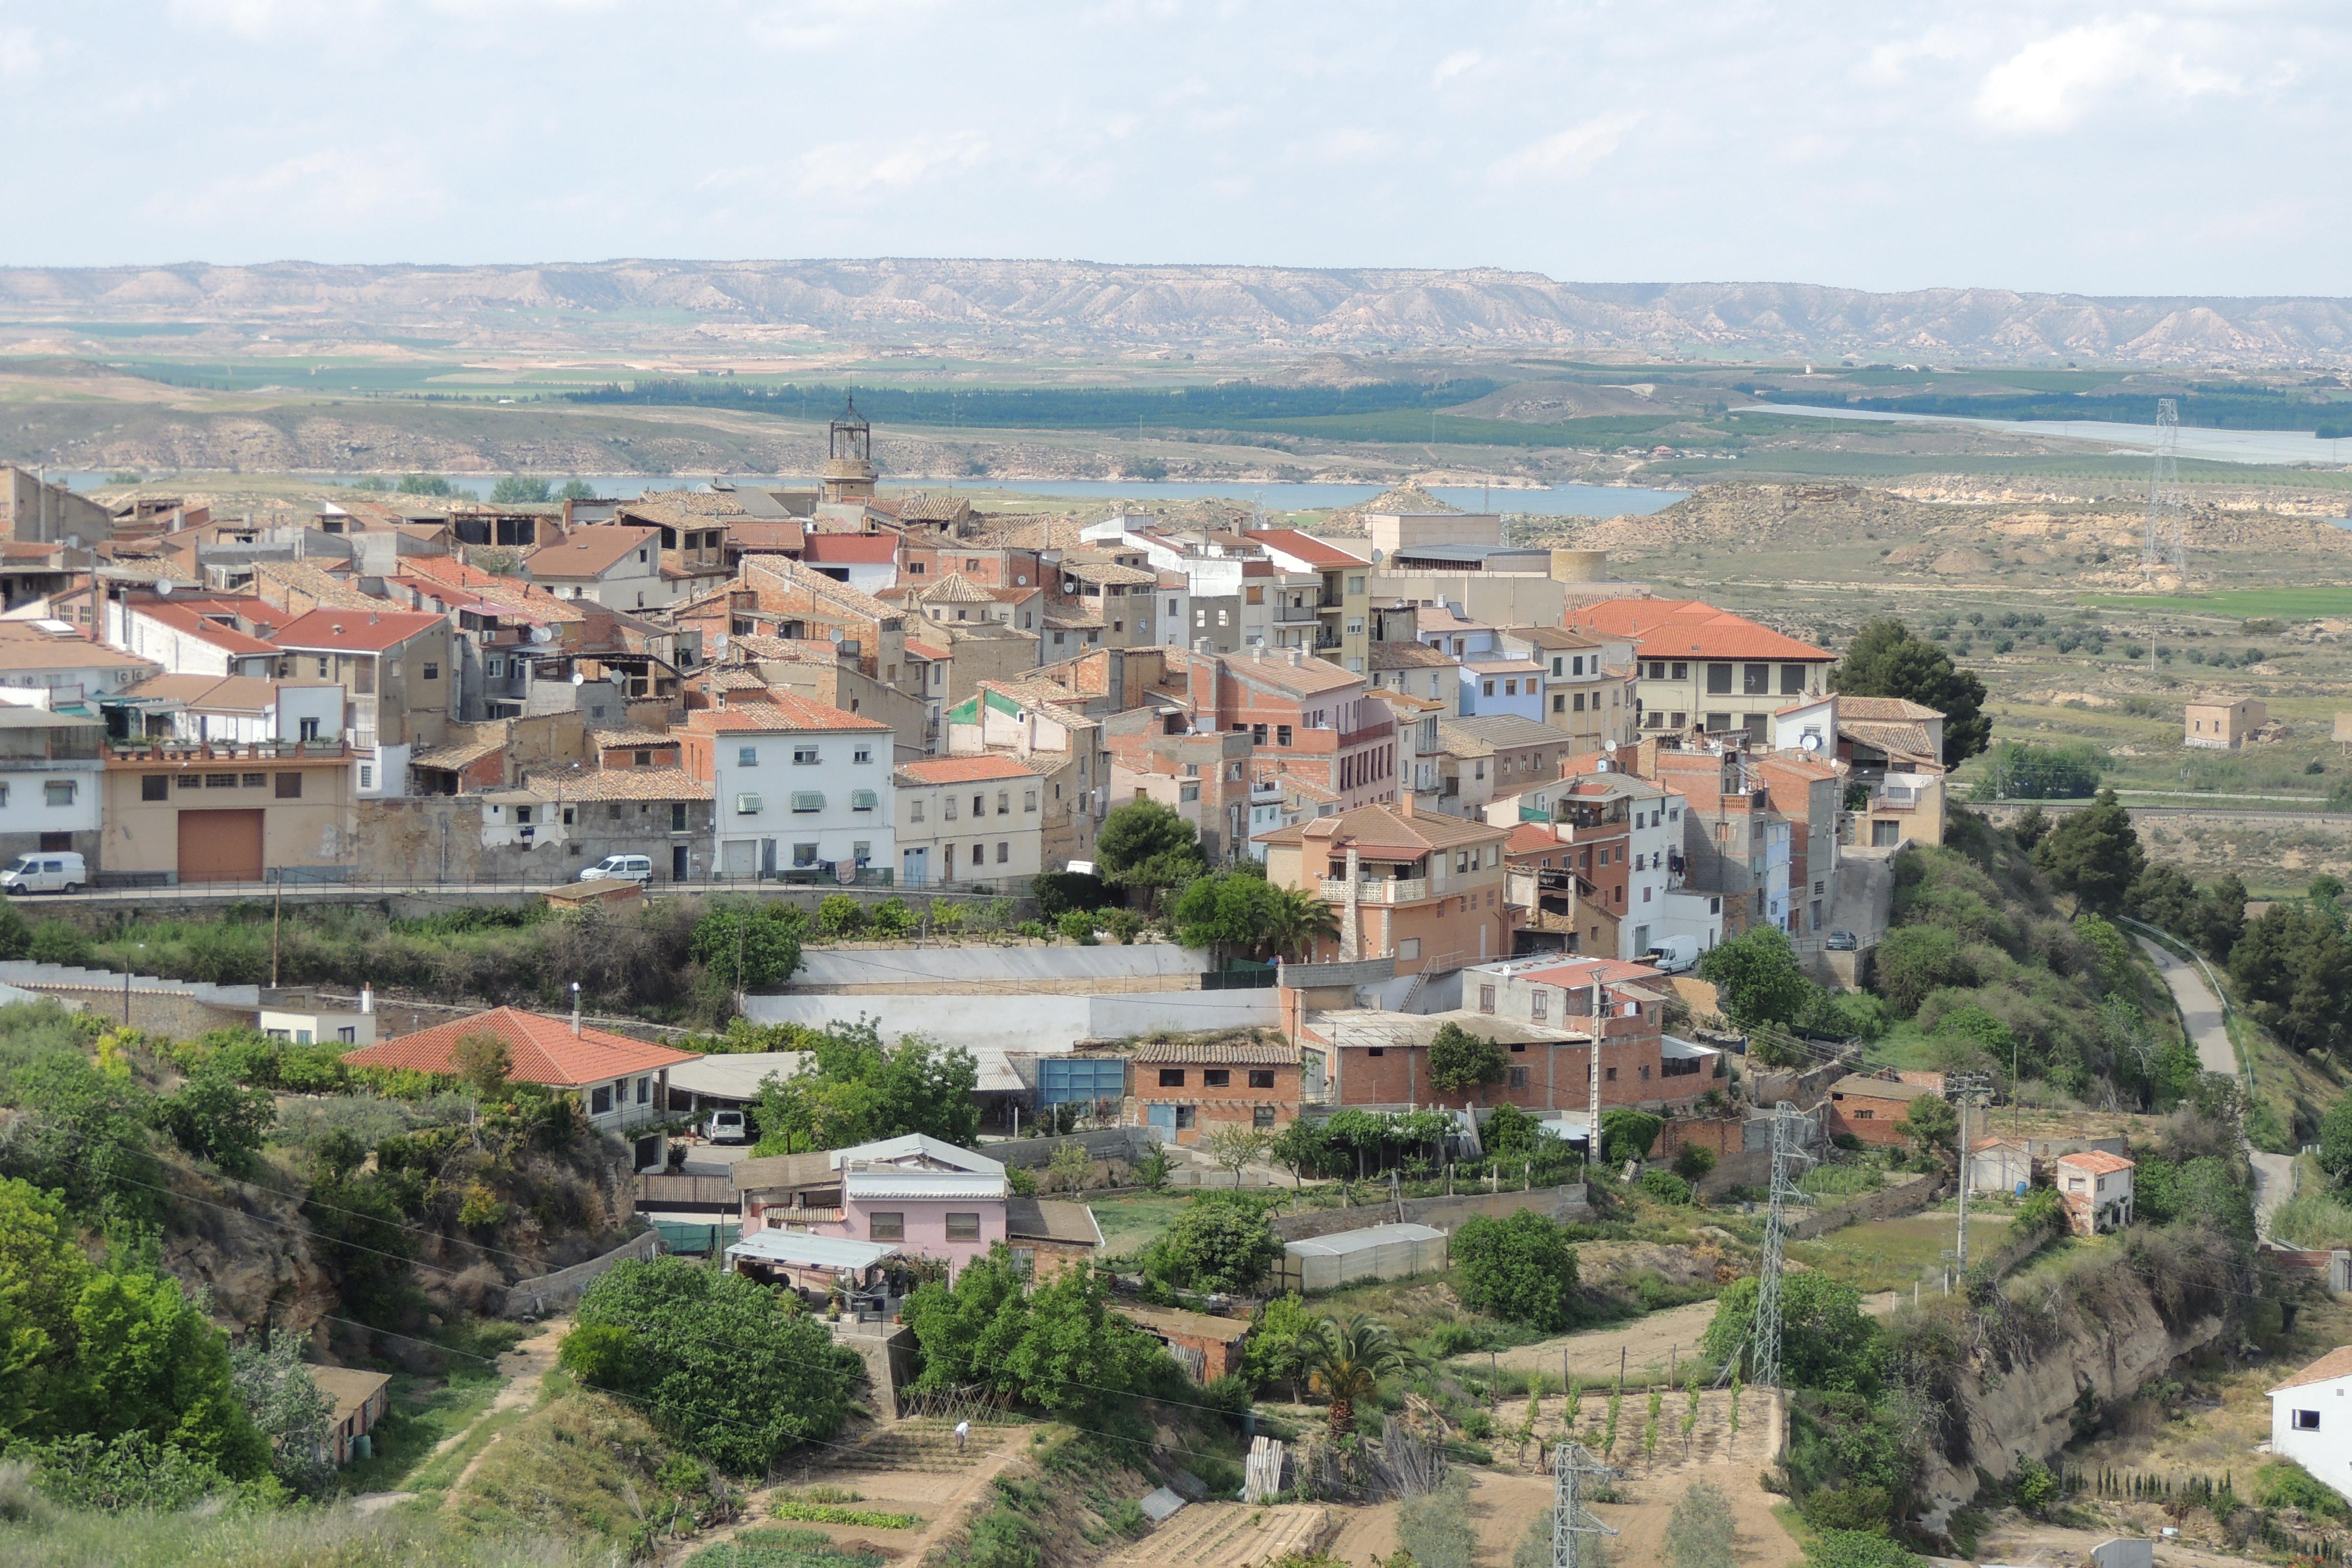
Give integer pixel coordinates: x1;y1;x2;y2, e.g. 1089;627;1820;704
4;4;2347;296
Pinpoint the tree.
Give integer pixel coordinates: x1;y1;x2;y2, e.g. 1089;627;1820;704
1601;1108;1665;1165
1095;799;1207;902
1895;1093;1957;1162
1145;1195;1283;1293
1698;926;1819;1031
451;1030;513;1097
752;1022;981;1153
1170;872;1281;957
1244;1292;1320;1401
689;901;805;992
563;1256;863;1474
1483;1101;1538;1157
1259;886;1340;962
1452;1210;1581;1332
902;1245;1166;1414
1270;1118;1334;1187
2230;905;2352;1056
1428;1021;1507;1096
1871;924;1975;1016
1301;1313;1423;1437
489;475;551;505
154;1064;275;1177
228;1332;332;1490
1831;618;1990;765
1203;1124;1274;1182
1700;1271;1879;1392
2321;1094;2352;1189
555;478;597;501
2031;789;2143;913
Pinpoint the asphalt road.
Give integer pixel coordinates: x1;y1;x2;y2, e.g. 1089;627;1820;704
2136;930;2295;1239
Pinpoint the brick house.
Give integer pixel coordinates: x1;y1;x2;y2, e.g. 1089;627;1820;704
1128;1033;1310;1144
1112;1303;1250;1382
1104;710;1256;863
1155;644;1399;812
1564;598;1834;745
1824;1073;1938;1147
1259;802;1514;975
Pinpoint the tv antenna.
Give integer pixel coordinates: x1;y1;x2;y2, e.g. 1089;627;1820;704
2140;398;2185;579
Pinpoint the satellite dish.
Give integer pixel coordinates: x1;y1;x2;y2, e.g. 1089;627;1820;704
154;580;173;596
1370;549;1385;564
1604;739;1618;753
530;624;554;644
1801;733;1822;752
570;672;586;687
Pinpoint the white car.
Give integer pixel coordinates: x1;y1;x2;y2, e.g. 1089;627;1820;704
704;1109;748;1144
2;851;85;894
579;854;653;884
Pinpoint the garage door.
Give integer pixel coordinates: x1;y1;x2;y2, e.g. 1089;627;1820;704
178;809;264;883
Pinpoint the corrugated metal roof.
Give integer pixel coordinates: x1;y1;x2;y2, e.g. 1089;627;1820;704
725;1230;899;1270
1283;1222;1445;1259
843;1170;1008;1201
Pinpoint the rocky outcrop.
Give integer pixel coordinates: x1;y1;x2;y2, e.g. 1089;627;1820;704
1912;1242;2235;1532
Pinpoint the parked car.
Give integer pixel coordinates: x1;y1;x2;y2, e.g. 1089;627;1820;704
579;854;653;884
704;1109;748;1144
1644;935;1700;974
1825;929;1859;951
2;852;85;894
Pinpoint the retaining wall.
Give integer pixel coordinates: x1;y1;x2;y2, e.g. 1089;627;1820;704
1787;1172;1942;1241
744;989;1278;1051
1270;1182;1591;1242
499;1228;662;1318
793;942;1208;991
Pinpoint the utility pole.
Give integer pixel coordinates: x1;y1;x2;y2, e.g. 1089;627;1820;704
270;868;284;989
1588;981;1604;1175
1550;1441;1620;1568
1946;1072;1994;1276
1754;1101;1816;1400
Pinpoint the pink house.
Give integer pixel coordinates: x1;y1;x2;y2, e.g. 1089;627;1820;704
733;1132;1009;1280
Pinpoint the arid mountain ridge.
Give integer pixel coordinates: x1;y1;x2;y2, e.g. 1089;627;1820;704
2;260;2348;363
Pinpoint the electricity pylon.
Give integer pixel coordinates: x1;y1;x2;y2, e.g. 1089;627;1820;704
1551;1440;1621;1568
1753;1101;1816;1394
2141;398;2185;577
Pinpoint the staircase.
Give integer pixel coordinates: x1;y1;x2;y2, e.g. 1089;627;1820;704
816;1418;1003;1475
1105;1503;1333;1568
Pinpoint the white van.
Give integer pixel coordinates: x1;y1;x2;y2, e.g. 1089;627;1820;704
704;1109;747;1144
580;854;653;884
1644;935;1701;975
2;852;85;894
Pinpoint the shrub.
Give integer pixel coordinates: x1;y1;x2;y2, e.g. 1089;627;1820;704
1098;909;1145;944
1394;1477;1479;1568
1144;1195;1283;1292
868;898;914;940
27;919;89;966
1056;909;1098;943
1805;1530;1924;1568
768;1500;919;1527
1672;1144;1717;1181
815;894;868;940
1452;1210;1580;1331
1640;1169;1693;1205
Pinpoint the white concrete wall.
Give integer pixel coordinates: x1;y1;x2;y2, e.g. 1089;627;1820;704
744;987;1276;1050
2272;1383;2352;1504
794;942;1212;988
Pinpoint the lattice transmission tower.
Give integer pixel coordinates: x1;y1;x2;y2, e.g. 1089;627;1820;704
1752;1101;1816;1394
2141;397;2185;577
1550;1440;1621;1568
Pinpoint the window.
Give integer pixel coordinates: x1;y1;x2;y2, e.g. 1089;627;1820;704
996;790;1010;815
1508;1066;1529;1088
1159;1068;1186;1087
1397;938;1420;960
36;779;73;808
422;662;438;680
359;765;374;790
1367;1046;1385;1057
1781;663;1807;694
2296;1410;2322;1431
1248;1069;1276;1089
176;774;199;789
635;1075;650;1105
945;1213;982;1241
1482;679;1496;697
793;842;818;866
850;789;878;812
791;745;817;765
1251;723;1268;744
1605;1067;1617;1082
911;799;926;822
241;772;265;788
1204;1069;1231;1088
1531;989;1549;1019
996;842;1010;864
298;717;320;742
591;1085;612;1114
741;747;763;767
853;745;872;764
1276;724;1292;746
1174;1106;1195;1130
869;1212;905;1241
1479;984;1496;1014
1023;790;1038;812
944;796;958;820
141;774;168;802
671;802;689;831
972;794;986;818
1706;663;1733;694
204;773;236;789
736;793;762;814
790;792;824;813
1253;1105;1276;1130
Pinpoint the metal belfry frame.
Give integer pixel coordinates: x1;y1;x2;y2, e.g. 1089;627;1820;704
1752;1101;1816;1394
1551;1440;1620;1568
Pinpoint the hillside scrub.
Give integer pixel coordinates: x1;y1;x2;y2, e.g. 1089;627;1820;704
1873;810;2196;1108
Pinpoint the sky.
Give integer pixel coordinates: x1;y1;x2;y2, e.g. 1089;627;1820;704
4;1;2347;295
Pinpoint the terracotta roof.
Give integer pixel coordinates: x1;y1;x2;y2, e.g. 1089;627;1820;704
270;608;444;654
2055;1149;2136;1175
916;572;996;605
1369;642;1457;671
800;533;901;565
904;640;949;660
1829;1073;1937;1102
1836;695;1944;722
341;1007;699;1089
1041;608;1106;631
1057;556;1158;587
116;672;279;713
2273;1346;2352;1393
1258;802;1503;853
127;598;282;656
1842;719;1938;762
1130;1037;1301;1065
527;525;661;579
252;560;383;610
1503;625;1605;650
1247;529;1368;569
523;767;713;802
1567;598;1832;663
1506;823;1566;856
685;693;890;733
1204;648;1360;696
409;735;507;773
1113;1303;1251;1344
727;521;807;552
1440;714;1563;752
895;756;1037;786
594;727;676;749
897;493;969;523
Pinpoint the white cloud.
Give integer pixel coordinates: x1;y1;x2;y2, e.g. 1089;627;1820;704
1300;126;1392;165
0;23;48;77
1860;26;1967;86
1976;17;2240;134
793;132;989;200
1487;112;1640;184
166;0;378;39
148;146;443;225
748;0;942;52
1432;48;1484;87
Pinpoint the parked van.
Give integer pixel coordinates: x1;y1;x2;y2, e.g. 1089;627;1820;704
1644;935;1701;975
579;855;653;884
2;852;85;894
704;1109;747;1144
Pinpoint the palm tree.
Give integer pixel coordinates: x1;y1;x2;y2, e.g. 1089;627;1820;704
1302;1313;1425;1438
1259;885;1341;963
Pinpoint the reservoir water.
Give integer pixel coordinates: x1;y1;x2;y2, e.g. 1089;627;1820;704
1750;403;2352;469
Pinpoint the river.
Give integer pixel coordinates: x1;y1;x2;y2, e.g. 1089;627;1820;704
1750;402;2352;469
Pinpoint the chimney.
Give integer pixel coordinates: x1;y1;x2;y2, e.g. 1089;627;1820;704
1286;647;1303;666
1251;644;1264;661
570;982;582;1036
360;984;374;1015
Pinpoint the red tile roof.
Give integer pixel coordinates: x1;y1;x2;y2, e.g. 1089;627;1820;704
341;1006;699;1089
683;692;890;732
2055;1149;2136;1175
800;533;901;565
2273;1345;2352;1393
1244;530;1368;569
130;598;281;655
896;756;1037;785
1567;598;1832;662
270;607;445;654
527;525;661;579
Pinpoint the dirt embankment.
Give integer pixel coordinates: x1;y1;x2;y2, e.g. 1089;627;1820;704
1915;1246;2234;1531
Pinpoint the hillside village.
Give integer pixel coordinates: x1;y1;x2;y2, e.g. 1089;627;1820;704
3;416;2351;1568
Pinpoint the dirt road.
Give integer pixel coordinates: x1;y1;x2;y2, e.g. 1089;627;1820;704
1480;1291;1899;1384
441;1317;566;1502
2135;930;2295;1238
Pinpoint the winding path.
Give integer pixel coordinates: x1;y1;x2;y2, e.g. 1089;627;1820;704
2134;933;2293;1239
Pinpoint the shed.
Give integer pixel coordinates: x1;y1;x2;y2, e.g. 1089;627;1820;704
1276;1221;1449;1295
1968;1138;2032;1196
723;1228;900;1303
1112;1303;1251;1383
545;877;646;910
309;1365;393;1465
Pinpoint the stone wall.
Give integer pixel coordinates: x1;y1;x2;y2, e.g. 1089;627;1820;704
1270;1182;1591;1242
498;1228;662;1318
1786;1171;1942;1241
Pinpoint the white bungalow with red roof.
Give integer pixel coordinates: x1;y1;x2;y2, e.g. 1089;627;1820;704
673;696;895;882
2271;1347;2352;1505
339;1005;700;1144
2054;1148;2135;1235
892;754;1041;889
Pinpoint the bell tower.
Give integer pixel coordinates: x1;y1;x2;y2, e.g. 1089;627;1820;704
822;394;878;502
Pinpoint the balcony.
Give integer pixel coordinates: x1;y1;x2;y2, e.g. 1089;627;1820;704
1272;603;1320;624
1319;876;1429;905
1871;785;1924;811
